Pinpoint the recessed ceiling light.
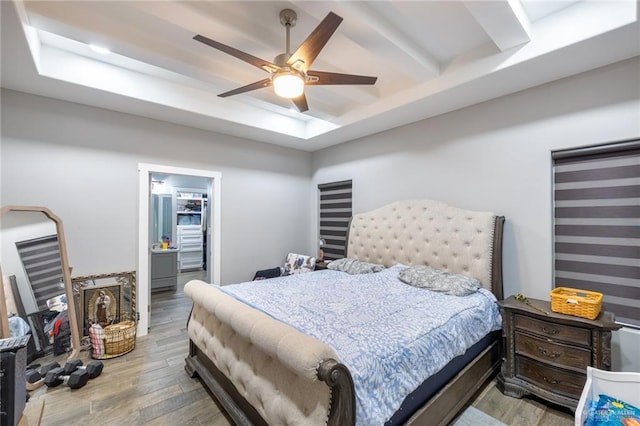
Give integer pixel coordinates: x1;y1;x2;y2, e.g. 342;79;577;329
89;44;110;54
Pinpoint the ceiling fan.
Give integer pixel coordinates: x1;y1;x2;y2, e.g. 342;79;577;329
193;9;377;112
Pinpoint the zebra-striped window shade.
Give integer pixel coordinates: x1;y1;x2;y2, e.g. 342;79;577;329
318;180;352;261
15;234;64;311
552;139;640;328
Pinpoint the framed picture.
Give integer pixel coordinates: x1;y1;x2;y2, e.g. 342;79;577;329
79;282;123;337
72;271;136;337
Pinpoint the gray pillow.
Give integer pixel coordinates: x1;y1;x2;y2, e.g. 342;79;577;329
398;265;480;296
327;258;385;274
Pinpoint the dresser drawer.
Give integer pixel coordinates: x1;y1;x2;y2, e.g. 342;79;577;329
179;233;203;243
178;225;202;236
514;314;591;346
151;276;177;292
180;240;203;252
516;356;586;399
515;332;591;371
180;251;202;270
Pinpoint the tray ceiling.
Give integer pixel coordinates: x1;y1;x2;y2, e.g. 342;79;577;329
1;1;638;151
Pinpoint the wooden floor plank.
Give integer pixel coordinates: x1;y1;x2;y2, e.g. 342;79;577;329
138;388;210;423
144;392;229;426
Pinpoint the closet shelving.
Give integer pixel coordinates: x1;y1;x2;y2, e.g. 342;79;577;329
176;191;204;271
176;192;202;226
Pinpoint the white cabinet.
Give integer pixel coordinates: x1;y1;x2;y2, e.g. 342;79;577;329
177;225;203;271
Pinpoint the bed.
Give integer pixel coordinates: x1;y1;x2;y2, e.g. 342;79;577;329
184;199;505;425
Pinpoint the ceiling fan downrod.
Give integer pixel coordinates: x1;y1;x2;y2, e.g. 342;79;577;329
279;9;297;61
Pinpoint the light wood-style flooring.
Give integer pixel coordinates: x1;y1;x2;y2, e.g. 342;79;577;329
21;271;575;425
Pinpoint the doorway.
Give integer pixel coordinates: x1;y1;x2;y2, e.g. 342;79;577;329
151;177;210;282
137;163;221;337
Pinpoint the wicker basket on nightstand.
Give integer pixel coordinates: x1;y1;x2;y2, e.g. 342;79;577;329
550;287;602;320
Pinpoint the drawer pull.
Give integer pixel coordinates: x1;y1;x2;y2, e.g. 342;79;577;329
541;326;559;335
542;376;560;385
538;347;561;358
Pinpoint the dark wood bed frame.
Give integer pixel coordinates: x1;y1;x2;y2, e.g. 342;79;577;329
185;215;505;426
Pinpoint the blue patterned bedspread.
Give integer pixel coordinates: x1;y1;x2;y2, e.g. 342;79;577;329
221;264;502;425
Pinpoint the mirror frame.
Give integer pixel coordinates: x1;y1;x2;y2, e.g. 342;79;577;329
0;205;81;360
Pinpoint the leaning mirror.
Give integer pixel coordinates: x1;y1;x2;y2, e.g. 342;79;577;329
0;206;81;362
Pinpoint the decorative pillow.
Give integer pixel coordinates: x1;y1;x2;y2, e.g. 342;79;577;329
327;258;385;274
283;253;316;275
398;265;480;296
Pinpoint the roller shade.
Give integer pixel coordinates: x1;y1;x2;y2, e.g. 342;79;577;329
552;140;640;328
15;234;64;311
318;180;352;260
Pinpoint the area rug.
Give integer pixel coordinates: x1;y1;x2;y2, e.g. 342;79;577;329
452;406;508;426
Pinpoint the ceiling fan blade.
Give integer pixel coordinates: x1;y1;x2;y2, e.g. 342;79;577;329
218;78;272;98
194;34;281;73
306;70;377;86
291;94;309;112
287;12;343;72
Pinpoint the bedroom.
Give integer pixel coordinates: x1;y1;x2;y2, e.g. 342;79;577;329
1;0;638;424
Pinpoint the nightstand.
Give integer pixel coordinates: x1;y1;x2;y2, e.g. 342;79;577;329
497;295;620;411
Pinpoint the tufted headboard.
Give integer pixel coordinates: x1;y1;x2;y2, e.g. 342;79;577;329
346;199;504;298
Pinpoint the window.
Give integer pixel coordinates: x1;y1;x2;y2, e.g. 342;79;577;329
318;180;352;261
552;139;639;328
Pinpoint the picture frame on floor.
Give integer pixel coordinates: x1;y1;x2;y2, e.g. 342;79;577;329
72;271;136;337
79;282;122;337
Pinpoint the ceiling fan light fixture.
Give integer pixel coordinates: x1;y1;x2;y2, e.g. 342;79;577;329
194;10;376;111
272;70;304;98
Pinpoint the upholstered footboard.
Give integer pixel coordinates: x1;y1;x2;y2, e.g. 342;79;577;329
184;280;355;426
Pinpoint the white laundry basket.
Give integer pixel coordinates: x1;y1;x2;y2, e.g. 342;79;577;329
575;366;640;425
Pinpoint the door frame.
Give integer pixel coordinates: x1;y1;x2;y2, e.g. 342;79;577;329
137;163;221;336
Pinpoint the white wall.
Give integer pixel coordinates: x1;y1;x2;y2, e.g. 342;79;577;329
1;89;313;286
312;58;640;371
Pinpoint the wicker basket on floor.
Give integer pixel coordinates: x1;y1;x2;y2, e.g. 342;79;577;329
90;318;136;359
